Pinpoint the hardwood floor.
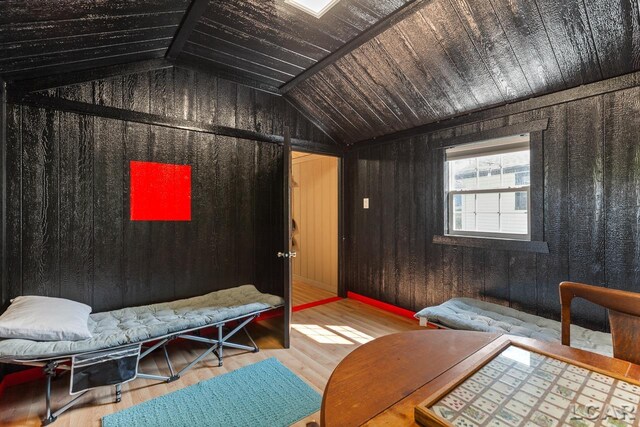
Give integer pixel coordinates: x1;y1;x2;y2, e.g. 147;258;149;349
0;298;421;426
292;280;336;306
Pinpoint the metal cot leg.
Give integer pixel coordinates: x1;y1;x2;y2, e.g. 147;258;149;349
218;315;259;352
39;360;92;425
42;362;57;426
244;327;259;353
218;324;224;366
162;344;179;382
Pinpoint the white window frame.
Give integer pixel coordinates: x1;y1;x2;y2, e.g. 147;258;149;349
445;134;531;241
447;187;531;240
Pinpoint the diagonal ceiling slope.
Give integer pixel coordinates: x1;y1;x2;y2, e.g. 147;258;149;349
0;0;638;147
287;0;640;145
0;0;190;80
175;0;413;91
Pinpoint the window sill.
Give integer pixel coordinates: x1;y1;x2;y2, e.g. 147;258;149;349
432;235;549;254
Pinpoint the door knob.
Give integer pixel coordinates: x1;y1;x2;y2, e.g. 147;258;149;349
277;251;297;258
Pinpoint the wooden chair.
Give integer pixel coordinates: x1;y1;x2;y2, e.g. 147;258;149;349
560;281;640;365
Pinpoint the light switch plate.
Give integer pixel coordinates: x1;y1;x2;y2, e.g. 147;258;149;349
363;198;369;209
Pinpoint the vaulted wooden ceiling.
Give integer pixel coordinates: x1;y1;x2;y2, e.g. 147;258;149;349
175;0;412;90
1;0;638;147
287;0;640;144
0;0;413;88
0;0;190;79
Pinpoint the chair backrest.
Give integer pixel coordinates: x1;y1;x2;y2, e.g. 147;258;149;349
559;281;640;365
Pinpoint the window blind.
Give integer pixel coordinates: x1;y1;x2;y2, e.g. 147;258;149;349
445;133;530;162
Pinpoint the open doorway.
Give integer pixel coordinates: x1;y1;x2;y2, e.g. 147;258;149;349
291;151;339;306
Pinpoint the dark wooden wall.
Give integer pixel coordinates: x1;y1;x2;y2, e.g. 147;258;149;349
344;81;640;331
2;67;332;312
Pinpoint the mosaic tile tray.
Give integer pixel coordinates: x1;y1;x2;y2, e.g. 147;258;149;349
415;346;639;427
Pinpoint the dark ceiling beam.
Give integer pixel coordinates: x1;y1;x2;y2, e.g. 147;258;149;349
9;93;343;156
165;0;210;60
7;58;173;97
279;0;433;94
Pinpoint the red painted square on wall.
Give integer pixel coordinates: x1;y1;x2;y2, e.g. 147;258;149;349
130;161;191;221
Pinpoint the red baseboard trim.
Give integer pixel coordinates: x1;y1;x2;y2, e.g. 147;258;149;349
256;307;284;321
293;296;342;312
0;366;45;399
256;296;343;322
347;291;417;320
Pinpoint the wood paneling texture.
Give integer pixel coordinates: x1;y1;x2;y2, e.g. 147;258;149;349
288;0;640;144
177;0;411;89
345;83;640;331
0;0;190;79
291;154;338;293
1;67;331;311
49;67;335;148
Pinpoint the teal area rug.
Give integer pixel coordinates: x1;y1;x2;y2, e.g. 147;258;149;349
102;358;321;427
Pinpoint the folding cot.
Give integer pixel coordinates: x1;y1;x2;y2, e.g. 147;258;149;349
0;285;284;425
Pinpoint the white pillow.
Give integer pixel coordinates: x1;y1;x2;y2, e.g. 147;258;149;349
0;296;93;341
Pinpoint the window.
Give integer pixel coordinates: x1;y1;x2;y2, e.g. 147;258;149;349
445;134;531;240
285;0;340;18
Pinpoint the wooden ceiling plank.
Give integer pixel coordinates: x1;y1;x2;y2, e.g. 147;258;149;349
296;81;363;141
380;26;459;116
165;0;209;60
351;70;640;147
394;13;480;113
230;0;353;47
276;1;365;44
189;28;305;76
279;0;434;93
298;79;370;139
181;43;291;84
0;0;190;25
374;38;445;120
318;65;388;130
350;43;428;128
285;93;346;146
489;0;567;93
333;56;406;131
0;39;172;74
198;18;316;68
0;12;184;44
449;0;533;100
356;0;410;18
322;1;382;32
314;73;379;136
534;0;602;84
214;1;344;53
1;27;178;61
415;3;504;107
200;9;329;62
582;0;640;79
288;90;352;143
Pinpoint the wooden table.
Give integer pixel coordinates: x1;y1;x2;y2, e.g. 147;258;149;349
321;330;640;426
